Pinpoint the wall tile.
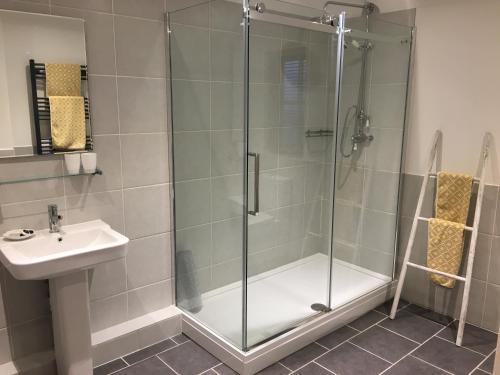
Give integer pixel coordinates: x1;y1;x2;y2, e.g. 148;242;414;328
488;236;500;285
211;130;243;177
0;329;11;364
249;83;280;129
89;258;127;300
174;179;210;229
365;170;400;213
66;190;125;232
126;233;171;289
277;166;305;207
210;0;241;33
90;293;128;332
10;317;53;359
358;247;394;277
250;36;281;84
117;77;167;133
175;224;211;269
3;273;49;325
211;82;243;130
250;128;278;171
115;16;166;77
51;7;116;75
113;0;164;20
172;131;210;181
211;175;242;221
365;128;404;173
361;210;397;254
123;184;169;239
211;258;242;289
276;204;305;244
127;280;172;319
333;202;360;245
369;84;407;129
170;23;209;80
88;75;119;135
335;165;364;205
51;0;112;12
0;0;49;13
172;80;210;131
482;284;500;332
212;217;242;264
121;133;169;188
211;30;244;82
168;1;208;28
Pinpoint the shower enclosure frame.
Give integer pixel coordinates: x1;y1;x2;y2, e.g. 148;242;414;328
167;1;416;372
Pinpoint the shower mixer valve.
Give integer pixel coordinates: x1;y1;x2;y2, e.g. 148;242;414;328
351;111;374;151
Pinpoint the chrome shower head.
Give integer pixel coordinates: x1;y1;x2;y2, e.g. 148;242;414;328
311;13;337;26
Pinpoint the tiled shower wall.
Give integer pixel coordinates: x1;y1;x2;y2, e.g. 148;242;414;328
0;0;172;365
398;173;500;333
170;0;333;297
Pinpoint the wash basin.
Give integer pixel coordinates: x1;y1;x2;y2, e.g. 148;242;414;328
0;219;129;280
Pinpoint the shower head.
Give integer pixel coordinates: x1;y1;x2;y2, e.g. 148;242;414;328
311;13;337;26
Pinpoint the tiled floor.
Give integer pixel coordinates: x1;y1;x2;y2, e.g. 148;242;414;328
94;301;497;375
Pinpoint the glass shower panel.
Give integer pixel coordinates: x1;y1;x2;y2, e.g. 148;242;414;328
168;0;245;348
331;18;412;306
245;6;339;348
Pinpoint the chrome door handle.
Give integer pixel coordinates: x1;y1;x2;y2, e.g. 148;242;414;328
248;152;260;216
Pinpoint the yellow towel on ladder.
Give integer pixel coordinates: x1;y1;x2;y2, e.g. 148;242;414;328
435;172;473;224
49;96;86;150
427;171;473;288
428;218;466;288
45;63;81;96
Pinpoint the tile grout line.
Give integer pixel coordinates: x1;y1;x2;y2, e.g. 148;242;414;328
348;342;392;365
311;361;339;375
409;355;455;375
434;335;489;358
468;351;496;375
376;324;422;345
156;354;183;375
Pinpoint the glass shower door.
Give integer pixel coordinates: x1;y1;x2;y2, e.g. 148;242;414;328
243;4;345;349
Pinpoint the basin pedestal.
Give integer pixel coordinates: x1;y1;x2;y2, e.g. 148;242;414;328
49;270;92;375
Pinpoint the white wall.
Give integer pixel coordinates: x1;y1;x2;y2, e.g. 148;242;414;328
382;0;500;184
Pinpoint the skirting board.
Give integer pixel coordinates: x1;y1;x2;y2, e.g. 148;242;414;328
91;306;182;366
183;282;397;375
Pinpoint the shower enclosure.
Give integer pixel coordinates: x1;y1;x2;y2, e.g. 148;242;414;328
168;0;413;354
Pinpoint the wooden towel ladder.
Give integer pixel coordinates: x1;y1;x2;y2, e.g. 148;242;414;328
390;130;492;346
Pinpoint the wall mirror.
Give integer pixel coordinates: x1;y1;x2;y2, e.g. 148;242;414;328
0;10;93;158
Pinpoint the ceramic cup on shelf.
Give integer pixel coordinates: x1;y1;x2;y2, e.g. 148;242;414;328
81;152;97;174
64;153;81;175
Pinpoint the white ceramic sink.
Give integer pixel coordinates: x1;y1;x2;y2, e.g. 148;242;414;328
0;219;129;375
0;219;128;280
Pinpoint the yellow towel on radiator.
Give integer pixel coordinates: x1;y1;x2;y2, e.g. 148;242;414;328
49;96;86;150
45;63;81;96
427;172;473;288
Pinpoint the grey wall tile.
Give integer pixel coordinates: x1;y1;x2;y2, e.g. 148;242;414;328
88;75;119;135
175;224;211;269
211;258;242;289
482;284;500;332
117;77;167;133
211;130;243;176
115;16;166;77
365;170;400;213
358;247;394;277
277;166;305;207
89;258;127;300
211;30;243;82
211;82;243;130
248;212;278;253
174;179;210;229
333;202;361;245
121;133;169;188
335;165;364;205
276;204;305;244
0;0;49;13
10;317;53;359
212;217;242;264
114;0;164;20
51;7;116;75
127;280;172;319
127;233;171;289
90;294;128;332
172;80;210;131
250;128;278;171
369;84;407;129
210;0;241;33
66;190;125;232
249;84;280;129
173;131;210;181
361;210;397;253
168;1;209;28
123;184;170;239
170;23;209;80
211;175;242;221
51;0;111;12
0;329;11;364
365;128;404;172
250;36;281;84
488;236;500;285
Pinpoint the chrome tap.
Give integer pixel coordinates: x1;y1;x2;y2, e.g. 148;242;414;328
48;204;63;233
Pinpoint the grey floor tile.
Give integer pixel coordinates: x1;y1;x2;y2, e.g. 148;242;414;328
470;370;490;375
350;326;418;363
257;363;290;375
115;357;173;375
438;322;497;355
294;362;332;375
316;342;390;375
383;356;447;375
158;340;221;375
374;299;409;316
203;371;219;375
479;352;495;373
280;343;327;371
123;339;176;364
94;358;128;375
379;309;444;343
316;325;358;349
404;304;454;326
214;363;238;375
172;334;190;345
413;337;485;375
349;310;386;331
